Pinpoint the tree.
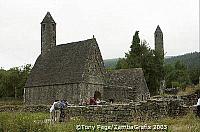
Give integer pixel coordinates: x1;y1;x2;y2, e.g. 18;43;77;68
189;69;200;85
127;31;142;68
165;61;191;89
116;31;164;95
115;58;129;69
0;64;32;99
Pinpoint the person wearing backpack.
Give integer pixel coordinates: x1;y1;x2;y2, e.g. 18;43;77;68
59;100;67;122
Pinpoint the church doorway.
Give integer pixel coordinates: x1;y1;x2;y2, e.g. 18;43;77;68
94;91;101;100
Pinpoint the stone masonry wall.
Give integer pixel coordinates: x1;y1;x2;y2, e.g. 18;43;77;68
64;98;190;122
24;83;80;105
24;83;104;105
152;89;200;107
103;85;131;103
180;89;200;106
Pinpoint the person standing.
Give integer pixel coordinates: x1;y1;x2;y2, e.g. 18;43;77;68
196;98;200;117
89;97;97;105
50;100;61;122
50;100;58;122
59;100;67;122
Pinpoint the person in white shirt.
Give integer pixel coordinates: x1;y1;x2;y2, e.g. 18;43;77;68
193;98;200;117
196;98;200;106
196;98;200;117
50;100;60;122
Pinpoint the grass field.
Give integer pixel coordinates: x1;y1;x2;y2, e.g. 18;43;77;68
0;112;200;132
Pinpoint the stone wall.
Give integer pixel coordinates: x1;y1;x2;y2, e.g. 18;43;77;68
79;83;104;103
152;89;200;107
24;83;80;105
0;105;50;112
64;98;190;122
24;83;104;105
103;85;132;103
180;89;200;106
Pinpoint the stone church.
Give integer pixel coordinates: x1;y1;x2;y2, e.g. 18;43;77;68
24;12;152;105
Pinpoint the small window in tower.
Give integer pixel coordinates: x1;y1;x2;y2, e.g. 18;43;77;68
52;24;55;30
42;24;46;31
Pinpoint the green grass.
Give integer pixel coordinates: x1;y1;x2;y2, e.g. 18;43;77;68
148;113;200;132
0;112;200;132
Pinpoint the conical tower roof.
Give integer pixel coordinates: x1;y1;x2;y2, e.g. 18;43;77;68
155;25;162;33
41;12;56;24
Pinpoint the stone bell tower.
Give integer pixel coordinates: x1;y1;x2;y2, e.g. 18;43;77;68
41;12;56;55
155;25;165;94
154;25;164;58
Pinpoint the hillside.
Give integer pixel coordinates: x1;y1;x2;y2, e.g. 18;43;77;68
103;52;200;69
165;52;200;69
103;58;119;68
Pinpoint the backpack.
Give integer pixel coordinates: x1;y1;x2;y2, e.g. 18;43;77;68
54;101;61;110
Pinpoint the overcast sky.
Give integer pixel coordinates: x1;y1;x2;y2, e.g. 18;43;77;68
0;0;199;69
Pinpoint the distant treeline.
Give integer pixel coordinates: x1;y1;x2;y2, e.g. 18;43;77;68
165;52;200;70
164;52;200;86
0;64;31;99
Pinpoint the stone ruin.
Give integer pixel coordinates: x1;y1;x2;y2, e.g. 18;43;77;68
24;12;150;105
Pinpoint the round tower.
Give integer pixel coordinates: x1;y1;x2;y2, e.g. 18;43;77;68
41;12;56;55
154;25;164;58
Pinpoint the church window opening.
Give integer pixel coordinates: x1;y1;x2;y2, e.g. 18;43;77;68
52;24;55;30
142;95;144;101
42;24;46;31
94;91;101;100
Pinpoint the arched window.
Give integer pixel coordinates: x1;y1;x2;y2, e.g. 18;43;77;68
94;91;101;100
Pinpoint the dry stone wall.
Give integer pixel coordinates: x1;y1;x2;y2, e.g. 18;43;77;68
180;89;200;106
64;98;190;122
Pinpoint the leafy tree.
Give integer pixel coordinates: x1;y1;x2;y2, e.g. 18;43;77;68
189;69;200;85
165;61;191;88
0;64;32;99
165;52;200;87
115;58;129;69
116;31;164;95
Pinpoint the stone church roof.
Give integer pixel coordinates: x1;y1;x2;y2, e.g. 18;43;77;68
25;38;98;87
106;68;148;90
